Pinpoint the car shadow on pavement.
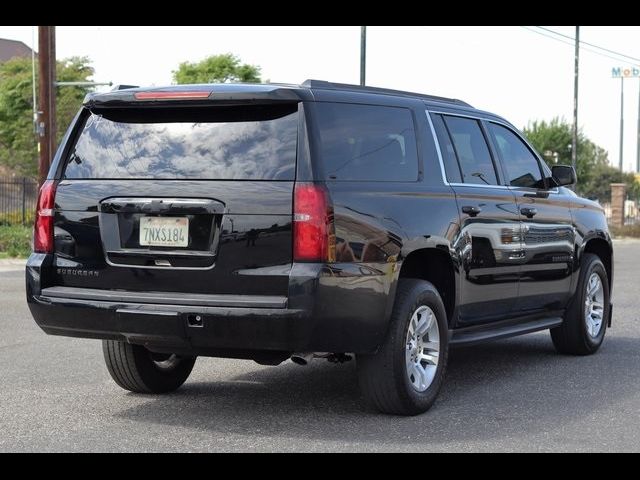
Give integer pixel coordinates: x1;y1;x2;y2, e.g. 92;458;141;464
116;333;640;445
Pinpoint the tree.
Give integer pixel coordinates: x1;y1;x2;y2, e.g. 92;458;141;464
0;56;94;177
522;117;638;201
55;57;94;139
172;53;261;84
580;163;640;200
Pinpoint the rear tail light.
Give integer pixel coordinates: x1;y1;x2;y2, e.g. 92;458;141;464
293;183;336;262
34;180;57;253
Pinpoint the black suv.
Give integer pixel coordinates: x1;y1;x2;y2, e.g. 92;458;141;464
26;80;613;415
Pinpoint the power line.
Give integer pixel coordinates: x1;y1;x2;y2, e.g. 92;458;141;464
521;26;575;48
522;26;640;174
522;26;639;65
520;26;640;66
535;26;640;64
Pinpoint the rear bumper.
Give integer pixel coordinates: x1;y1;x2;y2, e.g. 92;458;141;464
28;296;309;352
26;254;396;355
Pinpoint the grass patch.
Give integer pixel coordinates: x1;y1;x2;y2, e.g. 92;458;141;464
610;223;640;238
0;225;32;258
0;210;35;226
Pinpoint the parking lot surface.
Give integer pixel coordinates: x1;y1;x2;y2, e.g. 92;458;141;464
1;241;638;452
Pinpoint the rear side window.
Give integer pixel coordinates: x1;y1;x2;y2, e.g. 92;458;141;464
430;114;462;183
63;104;298;180
442;116;498;186
314;103;419;182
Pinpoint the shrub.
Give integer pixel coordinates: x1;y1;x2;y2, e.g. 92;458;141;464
0;225;32;258
0;210;35;226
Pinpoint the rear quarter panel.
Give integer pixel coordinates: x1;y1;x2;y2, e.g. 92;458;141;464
310;96;461;348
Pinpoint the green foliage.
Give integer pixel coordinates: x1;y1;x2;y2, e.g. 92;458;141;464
580;164;640;201
0;56;94;178
0;225;31;258
0;57;37;176
55;57;94;142
172;53;261;84
0;209;34;226
523;117;638;201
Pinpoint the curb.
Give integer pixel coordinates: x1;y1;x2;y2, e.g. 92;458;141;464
0;259;27;272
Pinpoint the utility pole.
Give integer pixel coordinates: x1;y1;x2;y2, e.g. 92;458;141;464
38;26;56;186
360;26;366;86
571;26;579;176
636;78;640;173
620;76;624;171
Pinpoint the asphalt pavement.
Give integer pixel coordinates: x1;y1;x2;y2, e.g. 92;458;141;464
1;241;639;452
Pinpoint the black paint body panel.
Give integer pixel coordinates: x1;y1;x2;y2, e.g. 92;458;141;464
26;82;613;357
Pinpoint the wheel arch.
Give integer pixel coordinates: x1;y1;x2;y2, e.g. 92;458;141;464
582;236;613;291
398;247;457;326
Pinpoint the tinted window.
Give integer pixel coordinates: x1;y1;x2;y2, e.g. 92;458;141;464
489;123;544;189
63;105;298;180
443;116;498;186
314;103;418;182
431;114;462;183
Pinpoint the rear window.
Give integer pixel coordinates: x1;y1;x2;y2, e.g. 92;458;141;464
63;104;298;180
313;103;419;182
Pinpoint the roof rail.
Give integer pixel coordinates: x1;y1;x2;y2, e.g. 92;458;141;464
301;79;472;107
111;84;139;91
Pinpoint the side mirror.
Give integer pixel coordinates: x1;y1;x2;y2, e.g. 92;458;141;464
551;165;576;187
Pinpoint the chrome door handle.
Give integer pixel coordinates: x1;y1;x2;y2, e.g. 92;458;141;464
520;207;538;218
461;205;482;217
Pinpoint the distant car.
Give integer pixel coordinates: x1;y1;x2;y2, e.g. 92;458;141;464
220;230;242;244
27;80;613;415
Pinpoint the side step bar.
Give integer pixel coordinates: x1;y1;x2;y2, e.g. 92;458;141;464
450;316;563;346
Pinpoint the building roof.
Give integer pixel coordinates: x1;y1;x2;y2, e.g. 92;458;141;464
0;38;33;63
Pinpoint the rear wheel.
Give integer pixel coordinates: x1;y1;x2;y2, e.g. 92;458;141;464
357;279;449;415
551;253;609;355
102;340;196;393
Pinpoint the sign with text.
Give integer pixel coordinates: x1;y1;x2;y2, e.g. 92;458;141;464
612;66;640;78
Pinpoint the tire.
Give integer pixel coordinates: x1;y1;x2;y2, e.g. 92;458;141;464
551;253;610;355
102;340;196;393
357;279;449;415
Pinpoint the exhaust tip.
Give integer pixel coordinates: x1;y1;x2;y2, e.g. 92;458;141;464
290;353;313;366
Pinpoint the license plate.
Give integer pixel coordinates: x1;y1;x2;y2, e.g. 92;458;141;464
139;217;189;247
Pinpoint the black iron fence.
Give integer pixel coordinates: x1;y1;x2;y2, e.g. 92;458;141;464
0;177;38;225
602;201;640;226
3;178;639;228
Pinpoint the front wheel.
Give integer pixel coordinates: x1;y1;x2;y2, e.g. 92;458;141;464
551;253;610;355
102;340;196;393
357;279;449;415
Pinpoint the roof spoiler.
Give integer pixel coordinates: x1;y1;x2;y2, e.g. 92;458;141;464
85;84;306;108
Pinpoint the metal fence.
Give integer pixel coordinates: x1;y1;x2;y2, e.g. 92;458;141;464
602;200;640;226
4;177;640;228
0;177;38;225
